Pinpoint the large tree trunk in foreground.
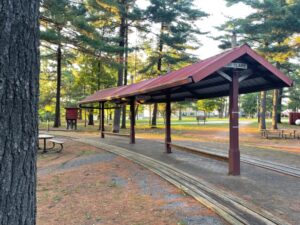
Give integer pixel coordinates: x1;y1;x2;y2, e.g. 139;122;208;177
272;89;279;130
259;91;266;130
54;43;62;127
0;0;40;224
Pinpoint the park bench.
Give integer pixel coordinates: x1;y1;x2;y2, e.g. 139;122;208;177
196;115;206;125
261;129;284;139
292;130;300;139
281;130;296;139
102;131;130;138
261;129;300;139
49;139;64;152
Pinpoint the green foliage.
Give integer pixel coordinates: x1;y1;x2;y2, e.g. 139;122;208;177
219;0;300;113
141;0;208;76
197;99;218;113
241;93;258;117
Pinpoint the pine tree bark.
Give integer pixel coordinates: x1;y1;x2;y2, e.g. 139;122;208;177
113;4;125;133
275;62;282;124
272;89;279;130
259;91;266;130
0;0;39;224
88;109;94;125
277;88;283;123
54;43;62;127
179;105;182;120
151;103;158;127
121;17;129;129
151;23;164;128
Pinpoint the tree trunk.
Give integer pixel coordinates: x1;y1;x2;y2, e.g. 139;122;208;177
151;103;158;128
0;0;39;224
259;91;266;130
78;108;82;120
113;3;126;133
272;89;279;130
151;23;164;128
178;105;182;120
218;109;222;118
121;16;129;129
135;104;139;124
277;88;283;123
97;61;101;130
54;43;62;127
88;109;94;125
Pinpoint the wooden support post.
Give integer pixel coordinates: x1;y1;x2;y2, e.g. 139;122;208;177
130;98;135;144
101;102;105;138
229;71;240;175
165;94;172;153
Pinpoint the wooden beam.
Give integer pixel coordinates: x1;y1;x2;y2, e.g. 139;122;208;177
101;102;105;138
165;94;172;153
130;98;135;144
239;69;253;82
229;71;240;175
217;70;232;82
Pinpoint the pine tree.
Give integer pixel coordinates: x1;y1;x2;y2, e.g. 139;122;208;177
102;0;143;133
145;0;208;127
40;0;71;127
0;0;39;223
41;0;121;127
222;0;298;129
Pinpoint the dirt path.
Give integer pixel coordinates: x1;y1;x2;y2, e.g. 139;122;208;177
37;140;226;225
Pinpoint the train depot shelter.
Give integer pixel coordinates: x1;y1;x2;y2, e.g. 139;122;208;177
79;44;293;176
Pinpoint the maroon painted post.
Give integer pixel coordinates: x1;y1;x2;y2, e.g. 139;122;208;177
229;71;240;175
101;102;105;138
165;94;172;153
130;98;135;144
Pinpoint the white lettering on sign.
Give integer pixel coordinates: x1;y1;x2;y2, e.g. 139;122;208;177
225;63;248;70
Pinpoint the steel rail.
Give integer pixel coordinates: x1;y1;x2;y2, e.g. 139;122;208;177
76;138;291;225
169;143;300;178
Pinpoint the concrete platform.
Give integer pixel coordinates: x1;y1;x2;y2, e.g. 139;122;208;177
48;131;300;225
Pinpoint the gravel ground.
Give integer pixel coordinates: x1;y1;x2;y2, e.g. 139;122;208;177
37;139;226;225
81;135;300;225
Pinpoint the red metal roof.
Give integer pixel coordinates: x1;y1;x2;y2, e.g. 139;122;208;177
79;44;293;104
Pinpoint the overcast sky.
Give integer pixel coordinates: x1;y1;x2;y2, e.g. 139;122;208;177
136;0;254;59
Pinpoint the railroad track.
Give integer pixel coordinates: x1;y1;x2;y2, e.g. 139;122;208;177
77;138;291;225
169;142;300;178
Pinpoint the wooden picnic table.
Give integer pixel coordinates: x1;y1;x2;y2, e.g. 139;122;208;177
38;134;54;153
261;129;300;139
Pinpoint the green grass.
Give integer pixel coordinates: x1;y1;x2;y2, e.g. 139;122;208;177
39;116;242;130
39;117;298;136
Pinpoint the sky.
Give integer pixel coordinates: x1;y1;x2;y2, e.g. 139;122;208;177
136;0;254;59
194;0;254;58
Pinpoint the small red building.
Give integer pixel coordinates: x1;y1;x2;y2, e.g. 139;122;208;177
289;112;300;125
65;107;79;130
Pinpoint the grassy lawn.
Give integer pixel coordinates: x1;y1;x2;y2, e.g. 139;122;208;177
39;116;300;154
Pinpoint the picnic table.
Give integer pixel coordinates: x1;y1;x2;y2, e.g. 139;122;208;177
38;134;54;153
261;129;300;139
196;115;206;124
